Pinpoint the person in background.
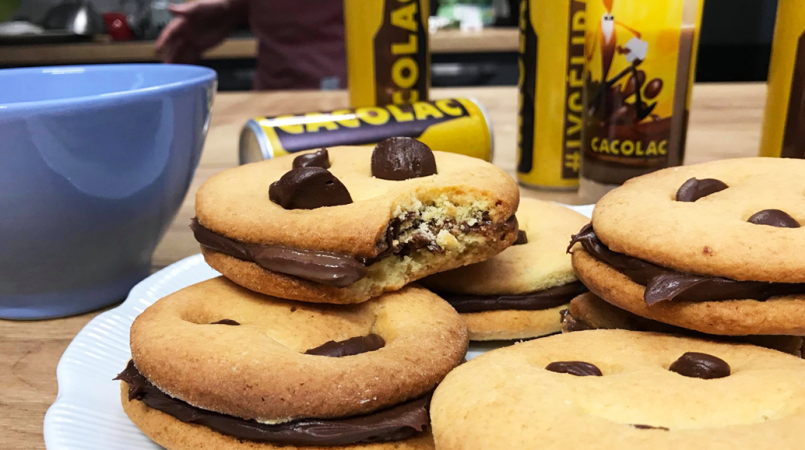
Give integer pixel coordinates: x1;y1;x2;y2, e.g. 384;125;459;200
156;0;346;90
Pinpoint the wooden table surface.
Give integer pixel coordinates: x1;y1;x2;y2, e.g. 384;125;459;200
0;28;518;66
0;83;766;448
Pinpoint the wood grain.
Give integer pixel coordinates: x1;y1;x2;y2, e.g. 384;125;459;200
0;83;766;449
0;28;518;66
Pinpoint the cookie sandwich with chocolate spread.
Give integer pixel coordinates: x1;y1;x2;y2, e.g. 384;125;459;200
116;277;468;450
569;158;805;336
192;138;520;304
562;292;804;357
423;199;589;340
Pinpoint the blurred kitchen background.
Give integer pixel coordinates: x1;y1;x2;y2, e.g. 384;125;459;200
0;0;781;91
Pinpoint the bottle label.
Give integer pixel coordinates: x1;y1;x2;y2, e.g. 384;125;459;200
582;0;700;184
373;0;430;105
781;31;805;158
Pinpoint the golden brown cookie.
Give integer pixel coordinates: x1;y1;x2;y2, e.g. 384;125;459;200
592;158;805;282
423;199;588;340
120;387;435;450
194;144;519;304
431;330;805;450
563;292;804;356
572;248;805;335
128;277;467;423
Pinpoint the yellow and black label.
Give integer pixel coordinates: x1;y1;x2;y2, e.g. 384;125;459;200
582;0;703;185
344;0;430;108
760;0;805;159
245;98;491;162
516;0;585;189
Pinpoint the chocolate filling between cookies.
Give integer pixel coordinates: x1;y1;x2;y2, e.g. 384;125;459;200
192;213;517;288
115;361;431;446
436;282;588;313
569;224;805;304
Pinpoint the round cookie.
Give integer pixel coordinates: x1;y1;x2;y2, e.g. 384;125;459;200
563;292;804;357
128;277;467;423
592;158;805;283
194;144;520;304
572;248;805;335
423;199;589;340
120;391;435;450
431;330;805;450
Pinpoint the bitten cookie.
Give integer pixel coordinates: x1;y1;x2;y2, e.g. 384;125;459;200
194;140;519;304
118;277;467;449
569;158;805;335
562;292;804;357
423;199;588;340
431;330;805;450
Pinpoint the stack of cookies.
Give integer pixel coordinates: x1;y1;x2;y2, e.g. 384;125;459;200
117;138;531;450
119;143;805;450
565;158;805;356
429;160;805;448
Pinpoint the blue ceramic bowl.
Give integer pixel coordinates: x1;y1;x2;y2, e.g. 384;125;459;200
0;64;216;319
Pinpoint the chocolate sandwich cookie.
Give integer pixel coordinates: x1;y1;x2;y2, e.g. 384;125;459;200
569;158;805;336
118;277;467;450
194;140;519;304
431;330;805;450
562;293;804;357
423;199;589;340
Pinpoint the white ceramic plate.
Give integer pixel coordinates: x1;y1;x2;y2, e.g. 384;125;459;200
43;203;594;449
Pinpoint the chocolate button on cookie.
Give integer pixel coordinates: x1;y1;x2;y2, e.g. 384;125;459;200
194;142;519;304
423;199;588;341
118;277;467;450
431;330;805;450
570;158;805;336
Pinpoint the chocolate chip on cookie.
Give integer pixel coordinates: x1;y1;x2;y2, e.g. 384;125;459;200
631;424;669;431
371;137;437;180
669;352;730;379
545;361;603;376
513;229;528;245
675;177;728;202
292;148;330;169
747;209;800;228
269;167;352;210
305;333;386;357
210;319;240;326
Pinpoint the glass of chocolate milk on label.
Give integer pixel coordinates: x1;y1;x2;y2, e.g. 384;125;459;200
579;0;704;202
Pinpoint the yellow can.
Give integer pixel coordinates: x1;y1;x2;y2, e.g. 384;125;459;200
516;0;585;190
344;0;430;108
239;98;492;164
760;0;805;159
579;0;704;202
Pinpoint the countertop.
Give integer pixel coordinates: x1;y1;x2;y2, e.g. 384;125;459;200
0;83;767;448
0;28;518;66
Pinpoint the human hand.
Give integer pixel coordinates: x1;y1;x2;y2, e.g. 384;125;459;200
155;0;245;64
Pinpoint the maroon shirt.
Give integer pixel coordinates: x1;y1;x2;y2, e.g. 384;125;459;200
246;1;346;90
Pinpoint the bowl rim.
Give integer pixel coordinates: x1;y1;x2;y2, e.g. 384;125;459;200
0;63;217;111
